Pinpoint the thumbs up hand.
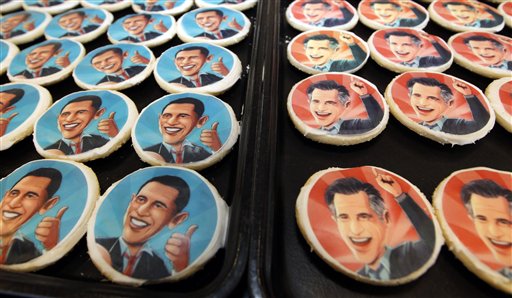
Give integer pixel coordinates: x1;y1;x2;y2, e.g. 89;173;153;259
154;20;168;33
211;57;229;76
0;112;18;137
131;50;149;65
165;225;198;272
23;20;35;31
97;112;119;138
56;51;70;68
200;122;222;151
35;206;68;250
228;17;242;31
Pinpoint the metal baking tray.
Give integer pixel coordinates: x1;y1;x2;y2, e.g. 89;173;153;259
0;3;265;297
248;0;512;297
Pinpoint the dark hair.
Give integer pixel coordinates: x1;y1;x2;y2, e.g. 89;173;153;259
306;80;350;105
60;10;85;19
463;35;505;50
301;0;330;8
443;2;475;10
124;13;151;22
303;34;339;49
36;41;62;53
1;88;25;107
136;175;190;213
12;168;63;200
161;97;205;118
60;95;102;113
325;177;387;220
406;77;453;103
370;0;401;9
461;179;512;217
196;9;223;18
91;47;123;62
175;46;210;58
384;31;421;45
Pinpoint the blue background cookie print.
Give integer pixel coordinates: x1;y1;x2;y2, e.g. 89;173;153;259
0;41;11;62
8;40;82;78
108;13;174;42
0;160;89;258
74;44;151;85
45;8;107;38
133;0;187;12
83;0;128;6
181;7;245;38
0;11;48;39
135;93;233;154
0;84;42;136
156;43;234;83
202;0;250;4
24;0;64;7
35;90;130;149
94;167;219;274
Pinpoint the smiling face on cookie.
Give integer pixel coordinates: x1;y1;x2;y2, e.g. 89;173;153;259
25;43;60;72
304;38;337;67
302;3;330;24
122;14;150;36
174;48;211;77
387;34;422;63
58;11;85;32
57;98;103;143
445;4;478;26
466;39;508;67
195;10;223;33
371;3;401;24
91;49;125;74
1;13;30;34
158;101;207;147
408;80;453;125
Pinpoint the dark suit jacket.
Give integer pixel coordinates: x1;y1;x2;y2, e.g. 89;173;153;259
45;134;109;155
416;40;451;67
169;73;223;88
14;67;61;78
96;237;170;279
3;236;41;265
476;9;504;28
436;95;490;135
120;31;161;42
144;143;211;163
327;43;366;72
0;30;25;39
393;7;426;27
194;29;238;40
60;24;99;37
358;193;436;280
97;65;146;84
33;0;62;7
335;94;384;135
138;3;164;11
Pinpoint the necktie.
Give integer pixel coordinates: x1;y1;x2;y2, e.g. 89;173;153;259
120;71;130;80
193;78;201;87
72;141;81;154
175;150;183;163
0;245;9;264
123;253;138;276
216;32;223;39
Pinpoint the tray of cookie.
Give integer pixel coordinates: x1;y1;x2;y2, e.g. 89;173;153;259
0;0;262;296
249;0;511;297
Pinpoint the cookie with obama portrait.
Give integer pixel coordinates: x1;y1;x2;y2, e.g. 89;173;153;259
73;44;155;91
22;0;80;15
87;166;229;286
154;43;241;95
132;0;194;15
108;13;177;48
485;77;512;133
357;0;429;30
432;167;512;294
384;71;495;145
0;83;52;151
0;11;51;45
296;166;443;285
448;32;511;79
0;159;99;271
368;28;453;73
7;40;85;87
132;93;239;170
194;0;258;11
287;73;389;146
287;29;369;75
33;90;138;162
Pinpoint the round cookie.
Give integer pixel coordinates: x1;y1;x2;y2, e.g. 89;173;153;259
108;13;177;48
176;6;251;46
8;39;85;86
44;8;113;44
428;0;505;33
132;92;239;170
0;0;23;14
33;90;138;162
0;83;52;151
0;11;52;45
22;0;80;15
285;0;358;32
87;166;229;286
287;73;389;146
73;44;155;91
485;77;512;133
287;29;369;75
194;0;258;11
132;0;194;15
448;31;511;79
154;42;242;95
358;0;429;30
0;40;19;75
432;167;512;294
368;28;453;73
0;159;99;272
385;71;495;145
296;166;443;285
80;0;131;12
499;2;512;28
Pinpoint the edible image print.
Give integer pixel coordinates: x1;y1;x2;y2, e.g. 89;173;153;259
88;166;227;283
0;11;50;43
433;168;512;292
73;44;154;89
108;13;176;46
486;78;512;133
23;0;80;15
286;0;358;31
81;0;131;11
499;2;512;28
369;28;452;72
132;0;193;15
133;93;237;168
0;159;98;268
0;40;19;75
34;91;134;158
296;166;442;284
45;8;112;42
358;0;429;30
195;0;258;11
429;0;505;32
288;30;369;74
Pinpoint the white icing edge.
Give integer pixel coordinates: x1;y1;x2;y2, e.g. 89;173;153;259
285;0;358;32
485;77;512;133
0;40;19;75
0;0;23;14
498;2;512;28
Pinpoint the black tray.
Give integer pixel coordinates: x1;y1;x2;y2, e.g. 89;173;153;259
0;3;265;297
249;0;512;297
